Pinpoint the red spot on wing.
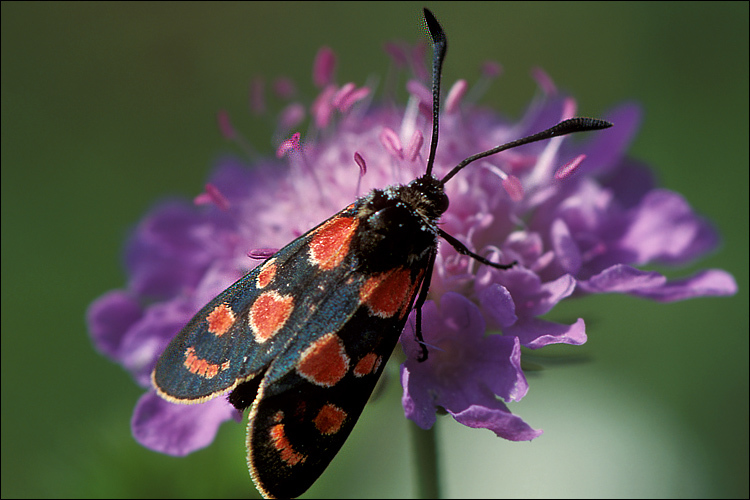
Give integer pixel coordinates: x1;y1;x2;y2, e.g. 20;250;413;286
353;353;382;377
249;291;294;342
308;216;359;270
206;303;236;336
269;416;307;466
183;346;227;379
360;268;415;318
297;333;350;387
313;404;347;435
256;260;277;289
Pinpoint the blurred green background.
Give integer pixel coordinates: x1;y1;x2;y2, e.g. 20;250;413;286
2;2;747;498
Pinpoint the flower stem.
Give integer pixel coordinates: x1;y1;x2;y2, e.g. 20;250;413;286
410;421;440;498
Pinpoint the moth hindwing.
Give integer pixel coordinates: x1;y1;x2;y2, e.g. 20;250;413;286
151;7;612;499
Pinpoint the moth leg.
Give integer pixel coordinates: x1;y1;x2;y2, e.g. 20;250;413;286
413;249;436;362
438;228;516;270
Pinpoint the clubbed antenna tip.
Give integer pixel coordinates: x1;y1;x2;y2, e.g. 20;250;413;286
423;8;447;177
441;118;614;184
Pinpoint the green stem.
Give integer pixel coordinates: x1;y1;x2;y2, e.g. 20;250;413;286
410;421;440;498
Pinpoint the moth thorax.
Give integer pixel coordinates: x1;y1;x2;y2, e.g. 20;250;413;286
401;175;449;223
354;187;438;272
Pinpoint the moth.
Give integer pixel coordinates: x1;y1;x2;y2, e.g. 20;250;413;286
152;8;611;498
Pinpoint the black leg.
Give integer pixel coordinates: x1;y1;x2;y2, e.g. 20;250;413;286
413;249;436;362
438;228;516;270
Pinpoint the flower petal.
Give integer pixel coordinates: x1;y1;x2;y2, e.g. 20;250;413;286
401;294;530;433
87;290;143;360
450;399;542;442
119;299;195;387
578;264;666;294
125;200;233;299
621;190;720;265
576;102;642;175
632;269;738;302
483;335;528;402
551;218;581;274
131;392;239;456
400;364;438;430
532;274;577;316
478;283;517;328
505;317;587;349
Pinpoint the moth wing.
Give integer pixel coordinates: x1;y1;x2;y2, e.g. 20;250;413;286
246;266;425;499
152;210;361;403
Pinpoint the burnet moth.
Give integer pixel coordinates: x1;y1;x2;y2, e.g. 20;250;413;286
152;8;612;499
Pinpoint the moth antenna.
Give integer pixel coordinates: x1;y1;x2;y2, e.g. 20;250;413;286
423;8;447;177
440;117;613;184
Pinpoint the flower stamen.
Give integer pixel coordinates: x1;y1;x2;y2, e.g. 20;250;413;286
194;184;230;211
445;79;468;114
313;47;336;88
555;154;587;180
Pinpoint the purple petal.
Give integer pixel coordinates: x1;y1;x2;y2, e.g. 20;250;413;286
551;218;581;274
440;292;486;338
119;299;195;387
505;317;587;349
531;274;577;316
401;294;531;432
517;95;569;140
601;158;656;209
450;399;543;442
125;200;232;299
576;102;642;176
578;264;666;294
632;269;738;302
503;231;546;269
207;156;272;203
621;190;720;265
400;364;438;430
483;335;528;402
87;290;143;360
482;267;575;319
132;392;239;456
486;266;542;315
478;283;518;328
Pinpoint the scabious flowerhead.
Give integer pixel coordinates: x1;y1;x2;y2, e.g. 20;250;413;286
87;40;736;456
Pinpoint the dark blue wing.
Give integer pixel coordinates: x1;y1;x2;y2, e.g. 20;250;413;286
152;207;364;402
